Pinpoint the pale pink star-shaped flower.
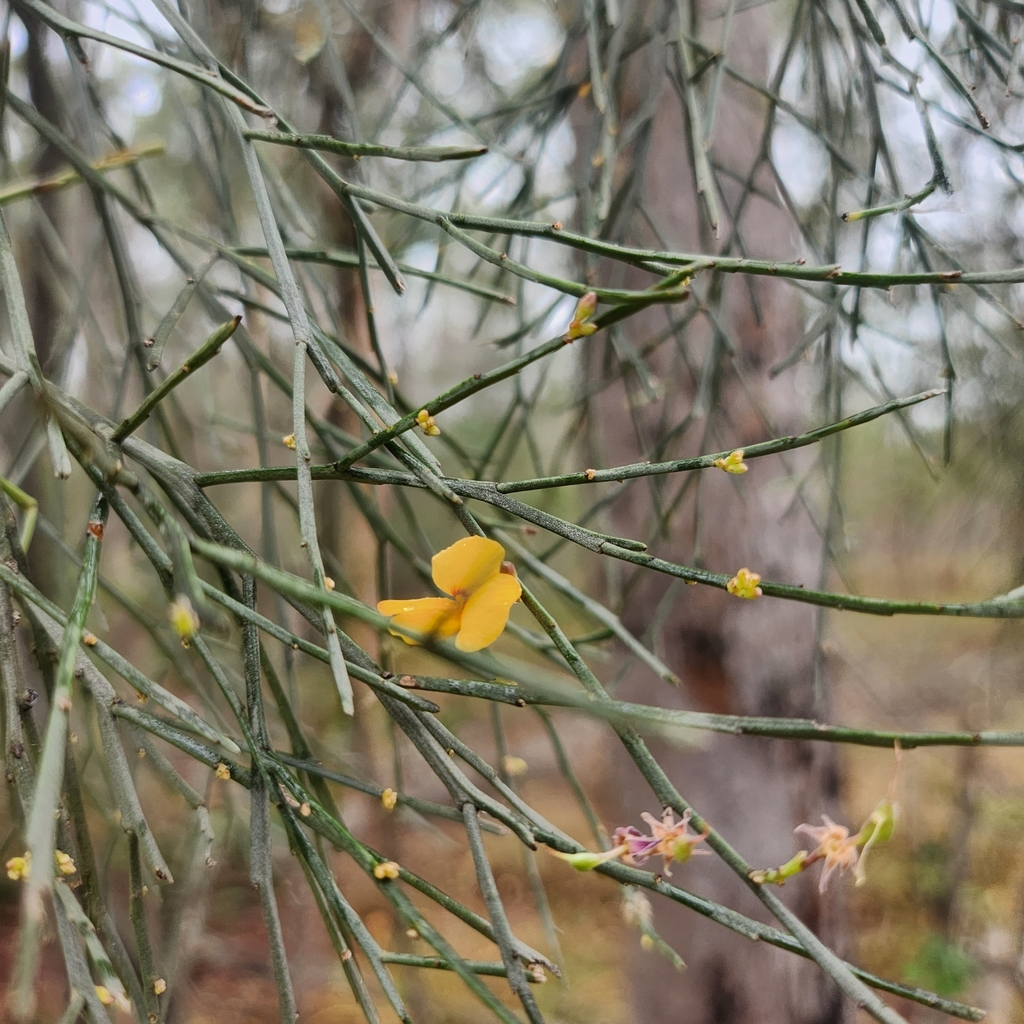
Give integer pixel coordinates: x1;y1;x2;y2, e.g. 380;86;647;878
613;808;709;877
794;815;861;892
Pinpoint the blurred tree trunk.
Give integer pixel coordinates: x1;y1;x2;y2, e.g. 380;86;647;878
583;5;850;1020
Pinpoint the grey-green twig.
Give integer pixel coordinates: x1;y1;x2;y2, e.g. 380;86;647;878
243;128;488;162
0;476;38;551
112;315;241;442
494;389;944;492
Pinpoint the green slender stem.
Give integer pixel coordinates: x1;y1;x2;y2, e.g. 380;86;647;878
113;316;241;442
118;692;975;1019
401;673;1024;747
23;599;174;886
296;852;383;1024
194;466;1024;620
15;497;107;1010
244;128;488;162
110;703;251;785
0;559;239;751
128;834;161;1023
146;256;216;371
462;803;545;1024
0;367;28;414
0;206;70;477
842;180;938;222
276;803;412;1023
230;244;515;303
10;0;273;116
271;751;507;832
500;527;676;684
670;8;721;235
516;584;908;1024
227;100;355;718
0;475;39;551
494;389;943;492
53;880;135;1014
379;952;544;979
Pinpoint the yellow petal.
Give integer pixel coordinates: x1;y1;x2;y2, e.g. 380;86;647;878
431;536;506;598
378;597;461;645
456;574;521;651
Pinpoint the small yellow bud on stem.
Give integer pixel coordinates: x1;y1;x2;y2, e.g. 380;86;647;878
713;449;748;474
726;568;762;599
415;410;441;436
564;291;600;341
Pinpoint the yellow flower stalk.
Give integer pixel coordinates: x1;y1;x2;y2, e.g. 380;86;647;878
378;536;521;652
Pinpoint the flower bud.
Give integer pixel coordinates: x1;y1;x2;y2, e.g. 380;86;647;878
550;846;626;871
169;595;199;640
854;798;898;886
502;755;528;777
564;291;600;340
749;850;809;885
575;291;598;322
373;860;401;880
415;410;441;436
55;850;76;876
5;854;30;881
857;799;897;846
713;449;748;474
726;568;762;600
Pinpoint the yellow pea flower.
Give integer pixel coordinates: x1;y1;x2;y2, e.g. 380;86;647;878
377;536;521;652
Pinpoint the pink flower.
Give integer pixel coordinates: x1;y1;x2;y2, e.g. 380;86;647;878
794;815;861;892
613;808;709;877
